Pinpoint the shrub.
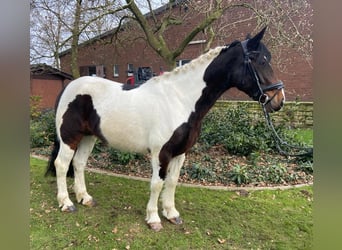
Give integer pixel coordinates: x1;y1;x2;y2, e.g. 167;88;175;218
247;162;298;184
296;161;313;174
293;154;313;174
108;148;142;165
199;103;303;156
182;163;217;182
261;164;287;184
228;164;249;185
30;109;55;148
199;104;271;155
92;141;143;166
30;95;42;120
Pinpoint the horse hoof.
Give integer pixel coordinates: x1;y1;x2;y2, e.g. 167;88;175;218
148;222;163;232
61;205;77;212
81;199;97;207
168;217;183;225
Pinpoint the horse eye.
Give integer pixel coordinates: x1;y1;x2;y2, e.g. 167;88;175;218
260;56;268;66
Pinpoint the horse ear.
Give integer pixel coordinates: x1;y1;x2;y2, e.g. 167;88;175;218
247;26;267;51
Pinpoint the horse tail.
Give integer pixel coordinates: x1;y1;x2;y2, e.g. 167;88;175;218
45;137;59;177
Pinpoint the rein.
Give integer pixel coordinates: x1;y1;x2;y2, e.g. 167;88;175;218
240;40;313;158
261;104;313;157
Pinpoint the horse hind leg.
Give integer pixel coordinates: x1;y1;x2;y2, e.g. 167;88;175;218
54;142;77;212
73;135;97;207
145;151;164;231
161;154;185;225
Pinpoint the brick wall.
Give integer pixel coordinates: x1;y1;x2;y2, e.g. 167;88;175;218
30;77;70;110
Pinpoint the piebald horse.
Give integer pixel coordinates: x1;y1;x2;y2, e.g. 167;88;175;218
46;28;285;231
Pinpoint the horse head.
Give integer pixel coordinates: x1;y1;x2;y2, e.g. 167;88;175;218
236;27;285;112
204;27;285;113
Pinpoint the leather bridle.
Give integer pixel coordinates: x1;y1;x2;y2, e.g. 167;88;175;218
240;40;284;106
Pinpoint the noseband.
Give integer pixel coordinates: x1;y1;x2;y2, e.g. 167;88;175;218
240;40;284;105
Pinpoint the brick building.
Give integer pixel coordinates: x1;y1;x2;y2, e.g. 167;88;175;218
59;1;313;101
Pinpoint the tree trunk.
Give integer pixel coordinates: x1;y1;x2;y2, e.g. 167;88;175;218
127;0;225;71
70;0;82;78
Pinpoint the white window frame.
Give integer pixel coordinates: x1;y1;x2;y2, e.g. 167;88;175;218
127;63;134;76
113;64;119;77
176;59;191;67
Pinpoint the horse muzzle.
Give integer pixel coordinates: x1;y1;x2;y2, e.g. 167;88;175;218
259;81;285;113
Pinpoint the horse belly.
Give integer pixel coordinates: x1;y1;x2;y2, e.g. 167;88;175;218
99;119;151;154
107;133;149;154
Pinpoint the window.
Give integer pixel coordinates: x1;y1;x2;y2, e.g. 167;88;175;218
127;63;134;76
113;64;119;77
96;65;105;77
80;66;96;76
88;66;97;76
176;59;191;67
79;65;105;77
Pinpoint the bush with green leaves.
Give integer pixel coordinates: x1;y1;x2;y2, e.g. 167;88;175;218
93;141;144;166
228;164;249;185
30;95;42;120
199;103;300;156
30;109;56;148
251;164;288;184
108;148;142;165
296;161;313;174
182;163;217;182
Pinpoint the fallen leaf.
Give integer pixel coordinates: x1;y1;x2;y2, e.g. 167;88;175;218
112;227;118;234
236;190;249;197
218;238;226;244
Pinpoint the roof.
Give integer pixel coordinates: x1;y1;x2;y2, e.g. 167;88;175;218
30;64;74;80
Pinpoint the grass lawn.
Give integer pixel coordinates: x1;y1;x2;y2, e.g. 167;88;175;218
288;128;313;146
30;157;312;249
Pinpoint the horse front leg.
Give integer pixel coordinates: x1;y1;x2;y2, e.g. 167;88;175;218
161;154;185;225
146;152;164;231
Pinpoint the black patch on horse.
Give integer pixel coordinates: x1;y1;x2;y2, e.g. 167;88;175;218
60;94;107;150
158;84;227;180
158;46;241;179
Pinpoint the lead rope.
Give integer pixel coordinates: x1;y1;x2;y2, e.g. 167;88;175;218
260;104;313;157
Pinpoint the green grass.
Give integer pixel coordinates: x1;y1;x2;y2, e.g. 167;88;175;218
30;157;313;249
288;128;313;146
